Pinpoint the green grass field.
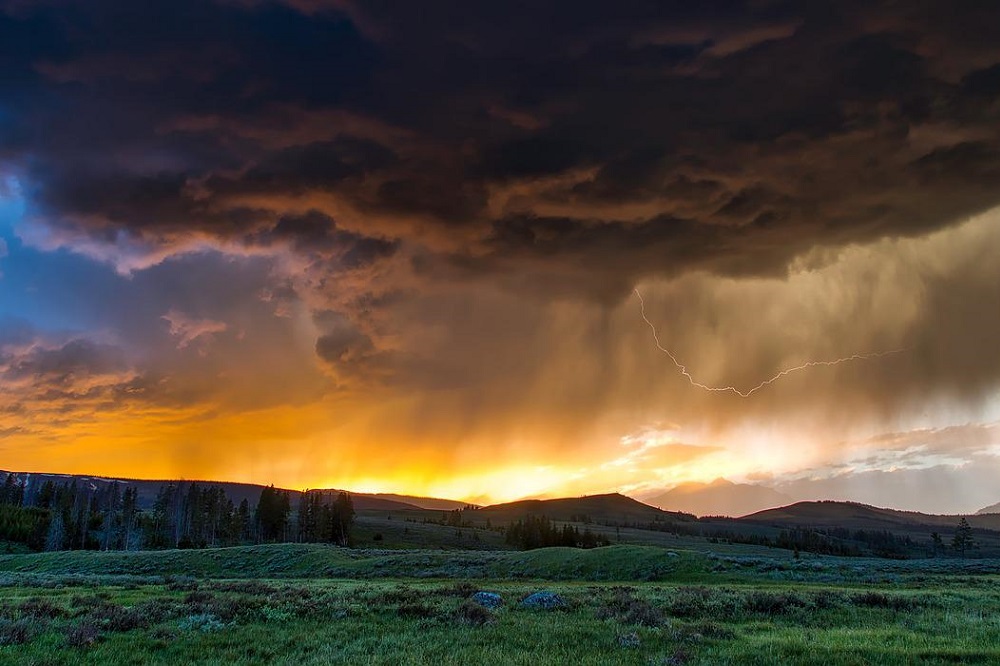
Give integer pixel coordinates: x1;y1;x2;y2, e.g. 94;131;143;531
2;544;1000;664
0;544;1000;666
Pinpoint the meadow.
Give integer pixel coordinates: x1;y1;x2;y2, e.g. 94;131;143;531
2;544;999;665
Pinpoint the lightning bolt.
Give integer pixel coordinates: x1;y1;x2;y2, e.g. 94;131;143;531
634;288;907;397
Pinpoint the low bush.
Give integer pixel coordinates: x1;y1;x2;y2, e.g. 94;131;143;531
744;591;809;615
164;575;198;591
208;581;278;596
132;598;181;624
685;621;736;640
595;589;665;627
178;613;227;632
183;590;215;605
850;592;921;611
455;600;494;626
88;604;150;632
19;598;67;619
667;587;738;620
65;621;102;648
812;590;846;609
443;582;477;597
663;648;691;665
0;617;38;646
397;602;438;619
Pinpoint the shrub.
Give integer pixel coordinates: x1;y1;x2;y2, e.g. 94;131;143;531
179;613;227;632
209;581;278;596
684;621;736;640
812;590;846;609
455;600;494;626
19;598;67;619
376;587;422;604
165;576;198;591
259;606;294;622
850;592;920;611
667;587;719;619
132;598;181;624
149;626;179;642
397;602;438;619
204;596;253;622
70;592;112;609
596;590;665;627
65;621;102;648
282;594;338;619
445;582;478;597
663;648;691;665
0;618;38;646
184;590;215;605
670;626;704;644
744;591;809;615
89;604;150;632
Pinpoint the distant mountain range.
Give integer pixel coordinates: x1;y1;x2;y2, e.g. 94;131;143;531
640;478;791;517
977;501;1000;515
6;469;1000;531
743;500;1000;531
0;470;471;512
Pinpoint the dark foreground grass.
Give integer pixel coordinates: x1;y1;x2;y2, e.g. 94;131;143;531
2;545;1000;664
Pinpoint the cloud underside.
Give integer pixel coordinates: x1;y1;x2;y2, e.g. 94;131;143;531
1;1;1000;501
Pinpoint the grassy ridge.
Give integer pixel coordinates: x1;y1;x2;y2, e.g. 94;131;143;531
0;544;707;581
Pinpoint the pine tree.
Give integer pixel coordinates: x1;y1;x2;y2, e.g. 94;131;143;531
0;474;18;505
952;518;974;558
122;487;140;550
930;532;943;558
332;492;355;546
37;481;55;509
255;485;290;542
45;511;65;551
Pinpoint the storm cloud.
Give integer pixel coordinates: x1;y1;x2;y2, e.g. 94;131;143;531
1;0;999;504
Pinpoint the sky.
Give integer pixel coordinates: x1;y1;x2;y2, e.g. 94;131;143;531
1;1;1000;512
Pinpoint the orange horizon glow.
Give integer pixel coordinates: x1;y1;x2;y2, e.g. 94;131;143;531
3;212;998;510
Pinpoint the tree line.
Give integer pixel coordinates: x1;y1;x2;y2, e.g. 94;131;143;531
0;473;354;552
504;515;611;550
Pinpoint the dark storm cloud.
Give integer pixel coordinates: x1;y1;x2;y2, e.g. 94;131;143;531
257;211;399;266
3;0;1000;387
0;3;994;252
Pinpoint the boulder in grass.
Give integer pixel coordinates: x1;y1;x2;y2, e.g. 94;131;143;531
519;591;565;610
471;592;503;609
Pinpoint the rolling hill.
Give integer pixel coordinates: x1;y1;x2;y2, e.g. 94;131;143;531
742;500;1000;531
642;478;791;517
1;470;465;513
364;493;472;511
471;493;695;525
